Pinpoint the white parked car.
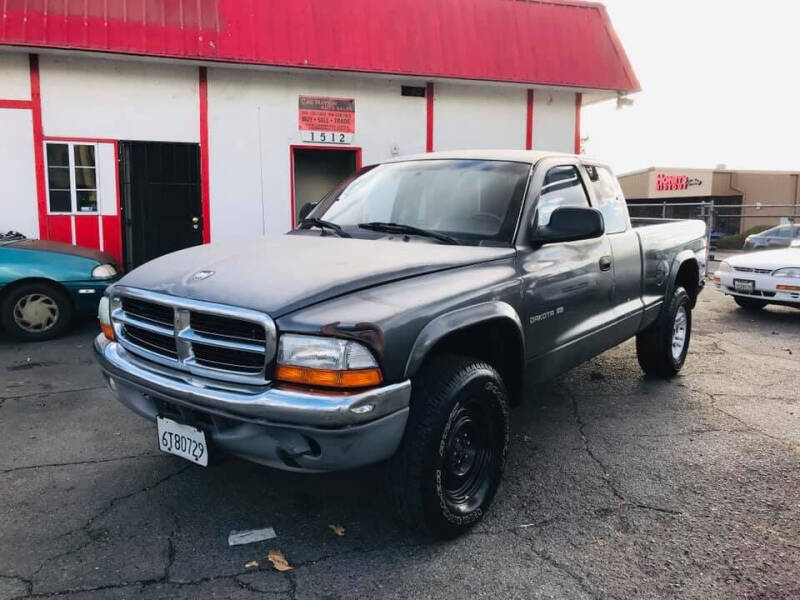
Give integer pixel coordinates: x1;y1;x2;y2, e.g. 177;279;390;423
714;240;800;310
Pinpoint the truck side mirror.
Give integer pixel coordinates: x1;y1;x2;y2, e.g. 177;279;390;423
531;206;605;245
298;202;318;221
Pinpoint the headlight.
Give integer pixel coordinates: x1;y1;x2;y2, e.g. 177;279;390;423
718;261;732;272
275;334;382;388
98;296;115;341
772;267;800;278
92;263;118;279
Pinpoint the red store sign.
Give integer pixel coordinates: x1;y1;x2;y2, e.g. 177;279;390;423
656;173;689;191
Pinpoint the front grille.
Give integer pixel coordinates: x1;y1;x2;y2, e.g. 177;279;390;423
111;288;275;384
193;343;265;373
733;267;772;274
190;312;266;342
123;325;178;358
121;297;173;327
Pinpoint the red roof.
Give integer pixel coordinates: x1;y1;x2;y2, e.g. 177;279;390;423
0;0;639;92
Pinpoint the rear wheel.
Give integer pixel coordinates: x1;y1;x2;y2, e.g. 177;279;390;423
1;282;73;341
388;355;509;538
734;296;767;311
636;286;692;377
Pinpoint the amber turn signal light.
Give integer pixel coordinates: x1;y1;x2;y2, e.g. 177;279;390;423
777;284;800;292
100;321;116;341
275;365;383;389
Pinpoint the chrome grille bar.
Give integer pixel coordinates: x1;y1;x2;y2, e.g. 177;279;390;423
109;286;276;386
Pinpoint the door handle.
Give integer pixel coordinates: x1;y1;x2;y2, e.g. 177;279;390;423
599;256;613;271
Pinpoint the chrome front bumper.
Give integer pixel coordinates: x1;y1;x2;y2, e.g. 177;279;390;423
94;335;411;471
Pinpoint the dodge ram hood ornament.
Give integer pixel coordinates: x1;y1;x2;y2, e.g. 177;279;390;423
191;270;215;281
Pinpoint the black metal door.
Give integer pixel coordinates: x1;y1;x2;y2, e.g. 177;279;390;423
119;141;203;271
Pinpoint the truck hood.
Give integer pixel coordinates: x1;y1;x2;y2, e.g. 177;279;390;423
115;235;514;317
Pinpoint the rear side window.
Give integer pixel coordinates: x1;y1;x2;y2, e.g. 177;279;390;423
537;165;590;226
772;227;791;238
586;165;628;234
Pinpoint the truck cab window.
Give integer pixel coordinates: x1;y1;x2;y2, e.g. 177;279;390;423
587;165;629;234
536;165;590;226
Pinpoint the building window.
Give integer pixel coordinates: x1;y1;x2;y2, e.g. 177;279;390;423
45;142;98;214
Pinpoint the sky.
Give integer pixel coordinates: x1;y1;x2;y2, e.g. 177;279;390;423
582;0;800;175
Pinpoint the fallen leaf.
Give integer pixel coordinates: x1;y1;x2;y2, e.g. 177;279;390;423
267;550;292;572
328;524;345;536
244;560;259;569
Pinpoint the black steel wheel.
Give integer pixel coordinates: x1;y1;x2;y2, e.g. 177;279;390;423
441;398;498;516
388;355;509;538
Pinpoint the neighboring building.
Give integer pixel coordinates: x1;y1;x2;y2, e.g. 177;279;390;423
1;0;639;270
619;167;800;235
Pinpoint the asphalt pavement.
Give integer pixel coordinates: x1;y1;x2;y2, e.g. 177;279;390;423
1;286;798;599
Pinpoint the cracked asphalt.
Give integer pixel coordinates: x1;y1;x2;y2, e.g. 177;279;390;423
1;283;798;599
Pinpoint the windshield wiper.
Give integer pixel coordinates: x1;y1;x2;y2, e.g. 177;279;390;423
298;218;351;238
358;222;459;245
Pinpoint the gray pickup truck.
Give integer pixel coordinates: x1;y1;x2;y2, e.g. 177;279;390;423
94;150;706;538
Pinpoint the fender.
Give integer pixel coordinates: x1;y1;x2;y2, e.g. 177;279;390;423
403;301;525;379
666;249;700;306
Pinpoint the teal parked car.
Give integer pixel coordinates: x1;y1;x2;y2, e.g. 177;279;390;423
0;232;120;341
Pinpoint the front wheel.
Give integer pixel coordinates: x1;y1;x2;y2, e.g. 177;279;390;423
636;286;692;377
1;282;73;341
387;355;509;539
734;296;767;311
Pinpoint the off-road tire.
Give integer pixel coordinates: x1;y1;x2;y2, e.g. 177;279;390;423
1;281;73;341
636;286;691;377
388;355;509;539
734;296;768;311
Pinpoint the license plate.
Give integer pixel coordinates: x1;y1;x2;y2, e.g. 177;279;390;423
157;416;208;466
733;279;755;294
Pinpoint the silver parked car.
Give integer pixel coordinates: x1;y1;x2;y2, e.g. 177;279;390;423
743;224;800;251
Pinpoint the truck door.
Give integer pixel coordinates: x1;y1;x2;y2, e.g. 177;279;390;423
517;161;615;383
583;164;644;342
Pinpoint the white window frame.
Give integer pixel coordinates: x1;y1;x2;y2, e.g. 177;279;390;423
44;141;100;215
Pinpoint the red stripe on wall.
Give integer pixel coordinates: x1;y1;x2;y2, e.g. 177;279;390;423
102;216;123;266
574;92;582;155
525;89;534;150
74;215;100;249
29;54;48;240
426;82;434;152
0;99;33;109
199;67;211;243
46;215;72;244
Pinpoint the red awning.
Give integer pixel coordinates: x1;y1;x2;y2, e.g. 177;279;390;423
0;0;639;92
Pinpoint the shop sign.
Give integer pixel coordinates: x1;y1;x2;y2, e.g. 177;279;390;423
649;170;712;198
299;96;355;144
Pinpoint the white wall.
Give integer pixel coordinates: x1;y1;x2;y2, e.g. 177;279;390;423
39;55;199;142
207;68;428;240
433;83;526;151
533;90;577;153
0;52;30;100
0;109;38;237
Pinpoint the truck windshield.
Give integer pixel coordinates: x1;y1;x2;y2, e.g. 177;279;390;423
306;159;531;245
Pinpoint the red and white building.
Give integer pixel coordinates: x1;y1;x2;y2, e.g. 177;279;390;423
0;0;638;270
